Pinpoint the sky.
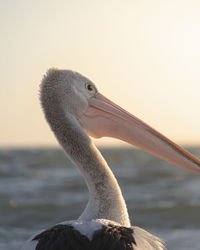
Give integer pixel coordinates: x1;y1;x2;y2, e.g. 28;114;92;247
0;0;200;147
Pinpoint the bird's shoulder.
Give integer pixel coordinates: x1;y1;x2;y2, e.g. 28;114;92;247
24;219;136;250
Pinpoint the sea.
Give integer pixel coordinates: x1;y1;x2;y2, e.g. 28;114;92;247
0;146;200;250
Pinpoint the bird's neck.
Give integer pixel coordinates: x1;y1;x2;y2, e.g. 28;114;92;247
77;140;131;227
45;109;130;227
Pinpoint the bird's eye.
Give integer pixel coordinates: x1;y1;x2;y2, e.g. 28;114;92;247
85;83;96;93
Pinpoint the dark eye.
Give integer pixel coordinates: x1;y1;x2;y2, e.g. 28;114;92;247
85;83;95;93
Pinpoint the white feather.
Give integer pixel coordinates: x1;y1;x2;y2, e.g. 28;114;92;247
133;226;166;250
20;230;44;250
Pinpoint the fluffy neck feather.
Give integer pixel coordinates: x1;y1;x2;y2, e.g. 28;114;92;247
41;96;130;227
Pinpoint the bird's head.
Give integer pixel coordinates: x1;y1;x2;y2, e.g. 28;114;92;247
40;68;95;118
40;68;200;174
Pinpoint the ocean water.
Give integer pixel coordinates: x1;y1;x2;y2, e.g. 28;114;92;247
0;147;200;250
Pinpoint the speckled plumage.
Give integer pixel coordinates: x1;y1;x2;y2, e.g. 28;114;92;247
40;68;130;226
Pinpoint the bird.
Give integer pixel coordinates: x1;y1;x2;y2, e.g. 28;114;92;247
21;68;200;250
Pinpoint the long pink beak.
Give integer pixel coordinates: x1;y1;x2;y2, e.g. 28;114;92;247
79;93;200;174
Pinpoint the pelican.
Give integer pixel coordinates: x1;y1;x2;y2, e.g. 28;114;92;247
22;68;200;250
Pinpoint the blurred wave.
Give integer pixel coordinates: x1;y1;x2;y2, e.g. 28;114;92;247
0;147;200;250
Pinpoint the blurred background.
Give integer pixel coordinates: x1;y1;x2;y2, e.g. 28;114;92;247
0;0;200;249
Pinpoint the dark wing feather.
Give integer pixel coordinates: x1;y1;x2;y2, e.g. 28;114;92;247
32;223;136;250
33;224;90;250
91;224;136;250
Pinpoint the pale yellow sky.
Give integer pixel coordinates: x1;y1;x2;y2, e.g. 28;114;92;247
0;0;200;147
